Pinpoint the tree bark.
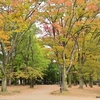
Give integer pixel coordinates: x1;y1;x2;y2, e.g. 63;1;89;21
89;75;93;88
61;51;67;91
1;75;7;92
62;68;67;91
8;77;12;86
68;73;72;87
73;73;77;86
79;74;84;89
0;41;8;92
30;78;35;88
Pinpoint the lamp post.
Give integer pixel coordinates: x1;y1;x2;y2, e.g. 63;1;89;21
56;72;59;84
52;60;62;93
59;65;63;93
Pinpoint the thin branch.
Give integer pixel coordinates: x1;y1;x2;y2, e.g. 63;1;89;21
66;40;78;73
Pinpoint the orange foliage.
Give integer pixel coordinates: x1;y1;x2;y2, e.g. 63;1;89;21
6;46;11;51
0;34;9;41
52;23;62;32
0;33;11;51
75;21;84;26
87;2;98;11
48;0;67;4
65;0;72;7
77;0;84;4
4;41;10;44
48;0;72;6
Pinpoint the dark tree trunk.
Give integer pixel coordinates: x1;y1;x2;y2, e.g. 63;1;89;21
27;78;30;85
73;73;77;86
30;78;35;88
15;78;18;85
20;77;23;85
89;75;93;88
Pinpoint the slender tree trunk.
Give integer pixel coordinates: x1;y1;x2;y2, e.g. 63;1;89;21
8;67;13;86
98;79;100;87
20;77;23;85
8;77;11;86
89;75;93;88
27;78;30;85
23;78;26;85
1;61;7;92
1;74;7;92
68;73;72;87
61;51;67;91
73;73;77;86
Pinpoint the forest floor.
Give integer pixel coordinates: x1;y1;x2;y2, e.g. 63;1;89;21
0;85;100;100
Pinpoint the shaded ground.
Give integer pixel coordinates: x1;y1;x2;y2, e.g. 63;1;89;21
0;85;100;100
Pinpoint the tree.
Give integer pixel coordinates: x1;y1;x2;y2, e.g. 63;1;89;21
74;30;100;88
13;25;50;88
0;0;43;92
39;0;100;91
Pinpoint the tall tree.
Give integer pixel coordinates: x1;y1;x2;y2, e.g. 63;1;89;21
13;25;49;88
0;0;43;92
39;0;100;91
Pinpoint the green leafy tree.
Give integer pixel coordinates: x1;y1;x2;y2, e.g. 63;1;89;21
74;32;100;88
13;25;50;88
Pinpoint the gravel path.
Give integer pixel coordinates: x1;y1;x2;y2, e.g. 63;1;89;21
0;85;100;100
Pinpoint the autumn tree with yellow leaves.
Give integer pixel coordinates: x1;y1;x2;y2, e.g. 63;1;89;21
0;0;43;92
39;0;100;91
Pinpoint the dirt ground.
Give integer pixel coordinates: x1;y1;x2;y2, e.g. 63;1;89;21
0;85;100;100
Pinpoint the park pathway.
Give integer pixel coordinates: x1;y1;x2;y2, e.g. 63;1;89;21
0;85;99;100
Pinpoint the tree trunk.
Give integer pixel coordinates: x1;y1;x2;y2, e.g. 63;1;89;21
62;68;67;91
82;77;87;87
1;61;7;92
98;79;100;87
15;78;18;85
73;73;77;86
68;73;72;87
8;77;12;86
20;77;23;85
23;78;26;85
30;78;35;88
1;75;7;92
79;74;84;89
89;75;93;88
61;51;67;91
